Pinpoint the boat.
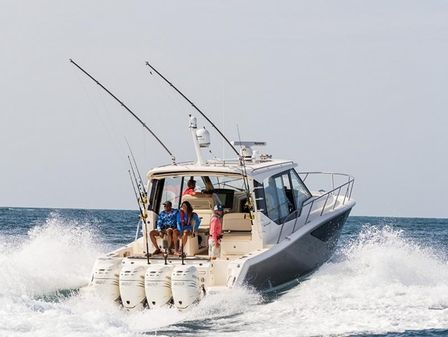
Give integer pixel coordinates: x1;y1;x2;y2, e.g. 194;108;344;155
72;59;355;310
85;114;355;310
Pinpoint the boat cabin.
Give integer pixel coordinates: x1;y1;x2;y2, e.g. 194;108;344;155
145;169;253;256
144;159;313;257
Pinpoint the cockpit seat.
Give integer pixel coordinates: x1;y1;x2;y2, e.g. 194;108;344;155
221;213;253;255
181;193;214;210
222;213;252;232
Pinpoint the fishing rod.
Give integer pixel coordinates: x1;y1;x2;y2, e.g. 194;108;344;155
69;59;176;164
144;61;254;212
126;138;147;199
128;155;145;200
128;155;149;223
128;170;150;264
145;61;239;158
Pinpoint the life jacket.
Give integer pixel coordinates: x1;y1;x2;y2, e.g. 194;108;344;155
182;188;195;196
180;210;196;228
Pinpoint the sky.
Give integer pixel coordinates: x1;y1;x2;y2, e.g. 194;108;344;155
1;0;447;218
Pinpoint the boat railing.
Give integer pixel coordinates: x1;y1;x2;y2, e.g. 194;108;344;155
276;172;354;243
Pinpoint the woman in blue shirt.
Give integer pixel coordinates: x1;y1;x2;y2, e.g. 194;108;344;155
176;200;201;255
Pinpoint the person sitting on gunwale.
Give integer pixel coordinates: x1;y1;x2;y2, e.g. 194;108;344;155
150;200;179;255
176;200;201;255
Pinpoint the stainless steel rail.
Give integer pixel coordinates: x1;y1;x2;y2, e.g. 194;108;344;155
276;172;355;243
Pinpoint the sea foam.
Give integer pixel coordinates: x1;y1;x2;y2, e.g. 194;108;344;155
0;213;104;297
2;218;448;337
0;213;262;337
229;225;448;337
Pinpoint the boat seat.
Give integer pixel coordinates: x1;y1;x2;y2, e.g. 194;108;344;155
182;194;216;231
221;213;253;255
153;234;202;257
182;194;214;210
183;234;199;256
196;210;213;230
222;213;252;233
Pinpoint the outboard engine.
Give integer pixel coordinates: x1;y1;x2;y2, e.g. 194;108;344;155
89;256;122;301
144;264;174;308
119;261;147;310
171;265;202;310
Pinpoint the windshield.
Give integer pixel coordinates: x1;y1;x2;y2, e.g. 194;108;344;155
151;174;248;213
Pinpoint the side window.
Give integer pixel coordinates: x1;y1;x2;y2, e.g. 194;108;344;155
263;176;279;221
290;169;312;211
159;177;183;212
194;176;206;192
262;169;311;224
280;172;295;213
263;174;290;224
148;179;163;211
254;180;266;213
274;175;290;218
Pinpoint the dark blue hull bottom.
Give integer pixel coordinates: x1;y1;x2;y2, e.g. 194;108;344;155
244;209;352;290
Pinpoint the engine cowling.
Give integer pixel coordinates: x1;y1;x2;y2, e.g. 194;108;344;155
171;265;202;310
144;264;174;308
119;262;147;310
89;256;122;301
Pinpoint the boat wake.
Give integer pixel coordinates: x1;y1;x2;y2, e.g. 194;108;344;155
229;225;448;337
0;214;103;298
1;219;447;337
0;214;263;337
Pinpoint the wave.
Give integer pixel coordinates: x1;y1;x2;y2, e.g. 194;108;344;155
0;282;262;337
2;218;448;337
0;213;106;297
230;225;448;336
0;211;263;337
122;287;263;334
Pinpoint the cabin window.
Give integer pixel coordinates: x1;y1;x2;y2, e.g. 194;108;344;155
148;179;163;211
263;175;290;224
191;176;206;192
261;169;311;224
290;170;312;211
208;176;245;192
158;176;183;212
150;175;249;213
208;176;247;211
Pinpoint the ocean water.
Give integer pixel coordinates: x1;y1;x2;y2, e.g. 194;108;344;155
0;207;447;337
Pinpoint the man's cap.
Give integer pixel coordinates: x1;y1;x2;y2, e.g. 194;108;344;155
163;200;172;206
